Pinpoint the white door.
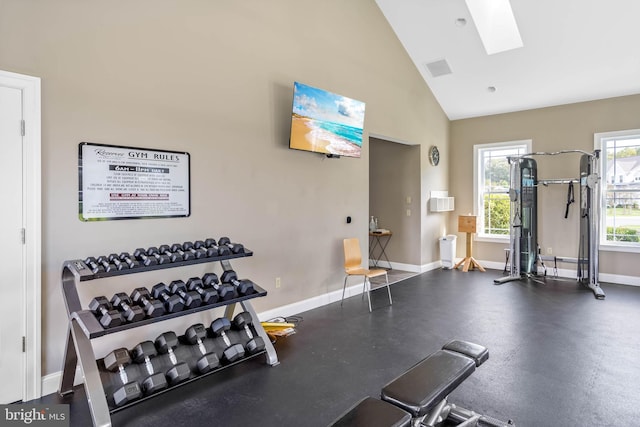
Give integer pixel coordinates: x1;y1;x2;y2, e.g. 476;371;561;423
0;85;25;403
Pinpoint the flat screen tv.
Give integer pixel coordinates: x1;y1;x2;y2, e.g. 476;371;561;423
289;82;365;158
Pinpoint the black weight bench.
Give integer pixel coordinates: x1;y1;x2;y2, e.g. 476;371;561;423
328;396;412;427
329;340;513;427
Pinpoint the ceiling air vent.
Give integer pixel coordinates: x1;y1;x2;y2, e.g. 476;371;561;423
425;59;452;77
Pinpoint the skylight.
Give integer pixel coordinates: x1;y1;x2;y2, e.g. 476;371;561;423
465;0;523;55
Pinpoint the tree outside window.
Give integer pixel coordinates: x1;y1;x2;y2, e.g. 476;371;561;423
474;141;531;238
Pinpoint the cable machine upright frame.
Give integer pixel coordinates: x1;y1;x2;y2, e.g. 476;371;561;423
494;150;605;299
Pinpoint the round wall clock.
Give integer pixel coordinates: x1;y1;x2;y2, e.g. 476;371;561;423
429;145;440;166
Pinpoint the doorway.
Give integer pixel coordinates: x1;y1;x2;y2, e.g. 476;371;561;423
0;70;41;402
369;136;421;269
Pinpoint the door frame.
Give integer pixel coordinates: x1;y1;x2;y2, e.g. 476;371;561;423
0;69;42;401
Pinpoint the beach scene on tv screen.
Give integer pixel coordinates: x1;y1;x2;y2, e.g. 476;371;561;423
290;82;365;157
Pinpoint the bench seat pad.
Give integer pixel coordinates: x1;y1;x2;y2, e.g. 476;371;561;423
381;350;475;417
442;340;489;367
328;396;411;427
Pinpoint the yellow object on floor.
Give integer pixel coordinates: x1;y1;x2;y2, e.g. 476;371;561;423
261;321;296;341
260;322;295;329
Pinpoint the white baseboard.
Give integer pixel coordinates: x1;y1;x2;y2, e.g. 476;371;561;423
369;259;441;273
41;366;83;397
258;283;360;322
420;260;443;272
479;260;506;271
596;272;640;287
259;261;437;321
479;259;640;287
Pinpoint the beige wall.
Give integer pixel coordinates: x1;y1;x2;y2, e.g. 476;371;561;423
0;1;449;376
450;94;640;277
420;115;450;265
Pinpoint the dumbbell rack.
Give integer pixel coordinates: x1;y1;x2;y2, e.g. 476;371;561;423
58;247;279;427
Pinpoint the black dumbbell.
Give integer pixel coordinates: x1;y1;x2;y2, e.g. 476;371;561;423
155;332;191;385
96;256;116;272
202;273;237;301
84;257;105;274
186;277;219;305
108;253;130;270
218;237;245;254
184;324;220;374
220;270;256;296
182;241;207;259
169;280;202;309
133;247;158;267
146;247;171;265
119;252;140;269
88;296;124;328
233;312;266;354
204;238;231;257
210;317;245;363
131;341;168;395
158;244;183;262
170;243;194;261
111;293;145;323
103;348;142;407
151;282;185;313
193;240;212;257
130;287;166;318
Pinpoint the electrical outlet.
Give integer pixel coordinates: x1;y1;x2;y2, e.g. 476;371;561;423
406;209;411;216
547;247;552;255
275;277;281;288
406;196;412;204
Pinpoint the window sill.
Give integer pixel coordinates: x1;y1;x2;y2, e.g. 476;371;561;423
599;243;640;254
475;235;509;244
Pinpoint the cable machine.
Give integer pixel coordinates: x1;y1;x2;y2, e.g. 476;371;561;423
494;150;605;300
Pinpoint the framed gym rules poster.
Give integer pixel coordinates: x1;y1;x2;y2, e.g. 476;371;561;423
79;142;191;221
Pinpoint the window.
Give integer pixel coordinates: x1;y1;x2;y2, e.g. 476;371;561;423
595;129;640;250
474;140;531;239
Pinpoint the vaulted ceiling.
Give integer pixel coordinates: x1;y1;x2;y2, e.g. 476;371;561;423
375;0;640;120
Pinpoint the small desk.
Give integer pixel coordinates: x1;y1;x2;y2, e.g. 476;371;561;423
369;230;392;269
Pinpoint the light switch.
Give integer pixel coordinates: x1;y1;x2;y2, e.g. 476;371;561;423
406;209;411;216
406;196;412;204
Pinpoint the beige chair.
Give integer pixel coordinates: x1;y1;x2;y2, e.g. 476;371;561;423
341;237;392;312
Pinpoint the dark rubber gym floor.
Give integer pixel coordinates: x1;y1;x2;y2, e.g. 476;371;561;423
34;268;640;426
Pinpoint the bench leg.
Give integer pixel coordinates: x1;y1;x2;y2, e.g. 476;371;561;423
448;404;514;426
457;414;481;427
422;398;448;426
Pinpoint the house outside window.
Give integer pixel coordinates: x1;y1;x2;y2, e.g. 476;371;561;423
474;140;531;240
594;129;640;251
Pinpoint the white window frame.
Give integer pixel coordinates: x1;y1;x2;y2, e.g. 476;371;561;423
594;129;640;253
474;140;531;242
